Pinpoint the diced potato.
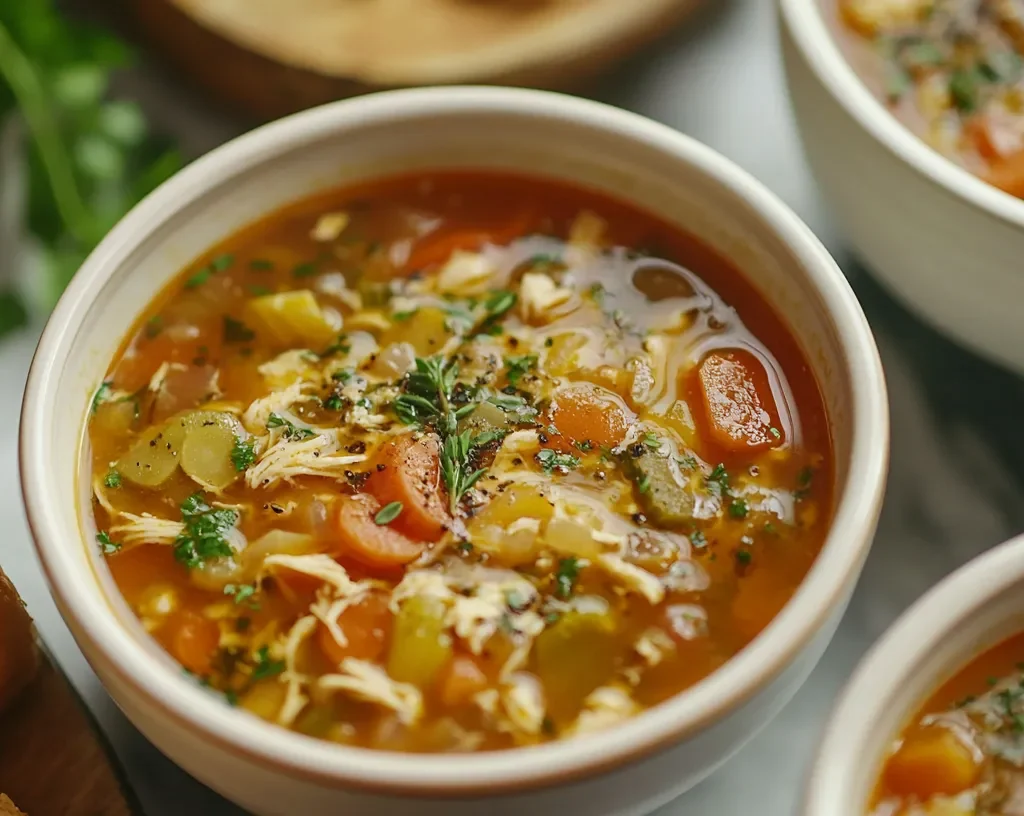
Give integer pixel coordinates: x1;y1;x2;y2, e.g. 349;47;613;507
117;419;189;487
380;307;452;356
884;726;979;799
387;595;452;689
545;505;607;560
242;531;320;578
92;399;137;436
242;679;288;722
535;605;623;724
245;290;339;349
839;0;931;36
180;411;246;491
543;332;587;377
473;485;554;529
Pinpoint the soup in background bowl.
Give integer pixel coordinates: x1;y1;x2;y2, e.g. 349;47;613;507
20;87;888;816
779;0;1024;375
804;534;1024;816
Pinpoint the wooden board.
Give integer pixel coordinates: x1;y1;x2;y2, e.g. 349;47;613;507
0;646;143;816
120;0;704;120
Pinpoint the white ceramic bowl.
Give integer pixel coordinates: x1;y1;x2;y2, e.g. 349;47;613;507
804;533;1024;813
20;86;888;816
779;0;1024;375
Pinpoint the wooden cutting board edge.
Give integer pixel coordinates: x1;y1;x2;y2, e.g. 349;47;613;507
116;0;705;121
0;641;145;816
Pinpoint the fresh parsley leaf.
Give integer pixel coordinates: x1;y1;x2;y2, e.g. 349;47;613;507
223;316;255;343
210;253;234;272
97;530;120;555
374;501;404;525
324;395;344;411
735;549;752;566
250;645;285;681
184;269;211;289
231;437;256;471
173;493;238;569
706;463;730;497
535;448;580;474
729;498;749;519
103;468;122;488
331;368;355;383
247;284;273;296
555;557;580;600
504;354;537;387
643;431;660;450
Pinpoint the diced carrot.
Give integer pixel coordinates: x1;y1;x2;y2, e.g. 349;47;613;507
438;654;489;707
884;726;979;798
335;493;425;570
404;213;533;272
986;148;1024;199
546;384;635;454
366;434;450;542
169;610;220;675
696;350;782;452
317;593;392;667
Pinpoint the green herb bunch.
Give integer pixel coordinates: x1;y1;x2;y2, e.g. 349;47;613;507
0;1;181;335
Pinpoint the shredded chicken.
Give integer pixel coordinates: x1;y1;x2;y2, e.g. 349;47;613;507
596;554;665;605
242;381;308;432
500;672;546;736
569;686;638;736
276;615;319;727
310;211;350;242
245;429;367;488
258;350;317;389
110;512;184;547
519;272;573;322
318;658;423;725
436;251;496;295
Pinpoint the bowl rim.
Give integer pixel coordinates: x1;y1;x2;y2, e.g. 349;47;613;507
778;0;1024;231
803;532;1024;813
20;85;889;796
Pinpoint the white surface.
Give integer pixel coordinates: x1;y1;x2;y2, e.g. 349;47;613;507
2;0;1020;813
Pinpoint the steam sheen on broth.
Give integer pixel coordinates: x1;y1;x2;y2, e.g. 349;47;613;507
87;171;832;752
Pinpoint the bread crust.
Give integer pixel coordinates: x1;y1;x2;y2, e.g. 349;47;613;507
0;567;39;714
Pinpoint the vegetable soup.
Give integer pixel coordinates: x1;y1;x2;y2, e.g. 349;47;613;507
87;171;833;752
836;0;1024;198
872;633;1024;815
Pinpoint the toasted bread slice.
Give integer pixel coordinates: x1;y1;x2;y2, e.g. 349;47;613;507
0;794;26;815
0;567;39;714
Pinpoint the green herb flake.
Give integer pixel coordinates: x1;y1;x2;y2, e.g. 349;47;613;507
223;316;255;344
97;530;120;555
103;468;122;488
729;498;749;519
250;645;285;681
224;689;240;707
483;290;517;320
535;448;581;474
249;259;275;271
91;381;113;414
575;440;594;452
769;427;781;439
555;556;580;600
949;68;982;113
392;310;418;322
324;395;343;411
144;316;163;338
374;501;404;525
184;269;211;289
456;540;474;555
292;262;317;278
643;431;660;450
689;530;708;549
231;437;256;472
706;463;730;497
504;354;538;387
637;474;651;494
210;253;234;272
735;549;752;565
247;284;273;296
224;582;260;609
266;412;317;441
172;493;239;569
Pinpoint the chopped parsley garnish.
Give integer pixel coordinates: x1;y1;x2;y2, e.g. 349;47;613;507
231;437;256;471
249;259;274;271
250;645;285;681
184;269;211;289
555;557;580;600
392;310;417;321
643;431;660;450
247;284;273;296
324;395;344;411
172;493;239;569
483;289;516;320
535;448;580;474
504;354;537;387
97;530;120;555
637;474;651;494
729;498;749;519
949;68;982;112
689;530;708;549
769;427;781;439
677;455;698;470
224;582;260;609
292;261;317;278
374;501;404;525
332;367;355;383
144;316;163;338
735;549;752;565
223;316;255;344
266;413;317;441
487;392;538;424
795;466;814;500
456;540;474;555
575;439;594;452
706;463;730;497
103;469;122;489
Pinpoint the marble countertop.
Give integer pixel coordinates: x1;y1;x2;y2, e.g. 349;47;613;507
6;0;1024;812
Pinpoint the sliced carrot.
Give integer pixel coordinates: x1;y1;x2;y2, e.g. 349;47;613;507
169;610;220;675
317;593;392;667
986;147;1024;199
366;434;450;542
335;493;425;570
884;725;979;798
696;350;782;452
404;212;533;272
546;384;634;454
438;654;489;707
